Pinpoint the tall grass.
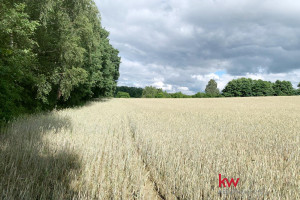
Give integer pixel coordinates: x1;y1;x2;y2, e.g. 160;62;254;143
1;97;299;199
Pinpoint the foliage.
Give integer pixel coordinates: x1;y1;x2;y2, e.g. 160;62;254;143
129;78;298;100
162;91;172;98
222;78;298;97
0;2;40;122
115;86;143;98
193;92;222;98
142;86;163;98
142;86;192;98
155;92;165;98
116;91;130;98
0;0;120;124
205;79;220;96
193;92;207;98
252;80;274;96
170;92;191;98
222;78;253;97
273;80;295;96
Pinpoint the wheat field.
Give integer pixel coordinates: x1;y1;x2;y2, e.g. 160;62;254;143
0;97;299;199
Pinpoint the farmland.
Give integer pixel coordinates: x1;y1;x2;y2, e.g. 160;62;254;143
0;97;299;199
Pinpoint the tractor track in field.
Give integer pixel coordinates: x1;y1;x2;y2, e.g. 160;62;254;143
128;117;179;200
128;117;165;200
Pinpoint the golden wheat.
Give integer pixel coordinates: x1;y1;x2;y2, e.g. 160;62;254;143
0;97;299;199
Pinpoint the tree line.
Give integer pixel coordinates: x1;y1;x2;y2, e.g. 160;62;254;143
116;78;300;98
0;0;120;125
115;86;143;98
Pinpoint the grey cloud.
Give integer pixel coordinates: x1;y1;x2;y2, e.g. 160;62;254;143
96;0;300;93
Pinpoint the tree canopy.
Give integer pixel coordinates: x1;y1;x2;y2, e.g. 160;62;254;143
222;78;297;97
273;80;294;96
0;0;120;124
222;78;253;97
138;78;300;98
205;79;220;96
138;78;298;99
115;86;143;98
142;86;162;98
116;92;130;98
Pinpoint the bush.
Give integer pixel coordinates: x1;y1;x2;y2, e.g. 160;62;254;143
142;86;161;98
170;92;191;98
116;92;130;98
155;92;165;98
115;86;143;98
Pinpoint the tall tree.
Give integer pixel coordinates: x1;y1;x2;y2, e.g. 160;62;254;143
0;2;39;122
0;0;120;123
26;0;120;105
142;86;161;98
222;78;253;97
115;86;143;98
205;79;220;96
252;80;274;96
273;80;294;96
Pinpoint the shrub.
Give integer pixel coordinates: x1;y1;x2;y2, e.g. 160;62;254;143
155;92;165;98
116;92;130;98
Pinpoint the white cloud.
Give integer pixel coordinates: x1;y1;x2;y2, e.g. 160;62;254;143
178;87;189;91
192;73;220;81
152;82;173;91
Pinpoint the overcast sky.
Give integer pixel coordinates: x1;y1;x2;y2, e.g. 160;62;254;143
95;0;300;94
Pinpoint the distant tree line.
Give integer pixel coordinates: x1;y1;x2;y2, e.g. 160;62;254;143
0;0;120;125
116;79;300;98
222;78;297;97
115;86;143;98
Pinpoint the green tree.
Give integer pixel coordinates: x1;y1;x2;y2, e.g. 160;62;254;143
30;0;120;104
170;92;191;98
193;92;206;98
222;78;253;97
252;80;274;96
155;92;164;98
273;80;294;96
205;79;220;96
162;91;171;98
116;92;130;98
0;2;39;122
142;86;160;98
115;86;143;98
0;0;120;124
